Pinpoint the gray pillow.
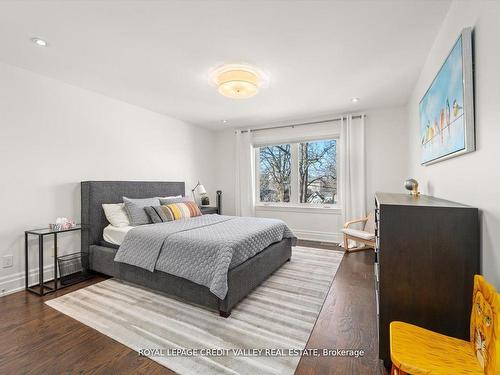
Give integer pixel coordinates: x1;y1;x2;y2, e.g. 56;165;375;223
144;206;171;224
123;197;160;226
159;196;193;205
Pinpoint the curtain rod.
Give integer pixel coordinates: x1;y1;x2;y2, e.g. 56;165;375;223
239;114;365;133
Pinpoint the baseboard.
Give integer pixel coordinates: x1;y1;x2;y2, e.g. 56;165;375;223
0;265;55;297
291;229;341;244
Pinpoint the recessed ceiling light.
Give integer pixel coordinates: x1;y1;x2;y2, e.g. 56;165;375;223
210;63;268;99
351;97;360;103
221;120;228;124
31;37;48;47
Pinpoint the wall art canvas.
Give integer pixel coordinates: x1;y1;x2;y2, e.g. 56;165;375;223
419;27;475;165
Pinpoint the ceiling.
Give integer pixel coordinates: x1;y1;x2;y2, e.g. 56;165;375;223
0;1;450;130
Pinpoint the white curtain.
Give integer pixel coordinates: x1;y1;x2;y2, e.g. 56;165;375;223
340;115;366;239
234;130;255;217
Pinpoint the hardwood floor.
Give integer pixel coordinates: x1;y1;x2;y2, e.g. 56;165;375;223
0;242;385;374
0;276;171;375
295;243;387;375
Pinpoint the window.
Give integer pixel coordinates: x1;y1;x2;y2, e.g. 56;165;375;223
259;144;291;203
299;140;337;204
257;139;338;207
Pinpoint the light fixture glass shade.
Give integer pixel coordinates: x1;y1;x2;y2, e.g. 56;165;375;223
217;70;259;99
211;64;266;99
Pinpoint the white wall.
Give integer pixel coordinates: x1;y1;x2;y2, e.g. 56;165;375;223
406;0;500;288
0;62;217;295
215;106;408;242
366;107;409;210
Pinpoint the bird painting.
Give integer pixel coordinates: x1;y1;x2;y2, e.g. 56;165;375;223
419;34;469;164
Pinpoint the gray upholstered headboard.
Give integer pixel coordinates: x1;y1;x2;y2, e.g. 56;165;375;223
81;181;185;253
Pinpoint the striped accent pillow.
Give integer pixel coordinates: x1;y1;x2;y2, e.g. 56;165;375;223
145;202;202;223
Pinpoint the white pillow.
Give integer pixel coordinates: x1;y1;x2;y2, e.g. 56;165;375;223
102;203;130;227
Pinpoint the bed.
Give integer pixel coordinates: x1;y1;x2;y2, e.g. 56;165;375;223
81;181;293;317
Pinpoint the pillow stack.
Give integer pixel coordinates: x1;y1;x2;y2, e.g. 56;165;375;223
145;202;202;223
102;195;188;227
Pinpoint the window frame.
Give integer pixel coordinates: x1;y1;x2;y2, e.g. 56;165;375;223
255;136;340;210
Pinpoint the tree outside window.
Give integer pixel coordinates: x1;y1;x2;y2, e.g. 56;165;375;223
259;144;291;203
258;139;337;205
299;140;337;204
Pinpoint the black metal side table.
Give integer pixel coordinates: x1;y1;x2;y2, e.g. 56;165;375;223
25;225;81;296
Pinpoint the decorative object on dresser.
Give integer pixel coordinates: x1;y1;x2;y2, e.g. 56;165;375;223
404;178;420;196
25;224;87;296
341;212;375;251
374;192;479;368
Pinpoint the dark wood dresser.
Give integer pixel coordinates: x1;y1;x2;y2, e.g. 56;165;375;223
374;192;479;367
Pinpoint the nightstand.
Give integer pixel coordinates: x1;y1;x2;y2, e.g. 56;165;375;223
24;225;90;296
200;206;219;215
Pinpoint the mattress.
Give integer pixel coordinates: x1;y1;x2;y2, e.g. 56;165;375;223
103;225;134;245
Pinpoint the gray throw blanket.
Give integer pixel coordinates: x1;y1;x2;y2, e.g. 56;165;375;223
114;215;296;299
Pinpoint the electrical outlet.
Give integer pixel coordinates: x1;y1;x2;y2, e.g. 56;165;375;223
2;255;13;268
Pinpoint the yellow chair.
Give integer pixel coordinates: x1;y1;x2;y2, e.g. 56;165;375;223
390;275;500;375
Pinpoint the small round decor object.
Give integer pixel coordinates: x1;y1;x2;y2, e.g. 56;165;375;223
404;179;420;196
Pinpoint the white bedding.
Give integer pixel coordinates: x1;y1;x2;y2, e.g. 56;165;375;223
103;225;134;245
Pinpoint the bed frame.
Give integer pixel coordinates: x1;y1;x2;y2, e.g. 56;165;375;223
81;181;292;317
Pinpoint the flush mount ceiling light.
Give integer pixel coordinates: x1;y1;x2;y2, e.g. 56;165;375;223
31;37;48;47
210;64;267;99
351;97;360;103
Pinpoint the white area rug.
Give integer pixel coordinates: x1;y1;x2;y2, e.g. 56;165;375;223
46;246;343;375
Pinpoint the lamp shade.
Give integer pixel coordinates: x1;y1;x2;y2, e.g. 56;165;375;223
196;184;207;195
